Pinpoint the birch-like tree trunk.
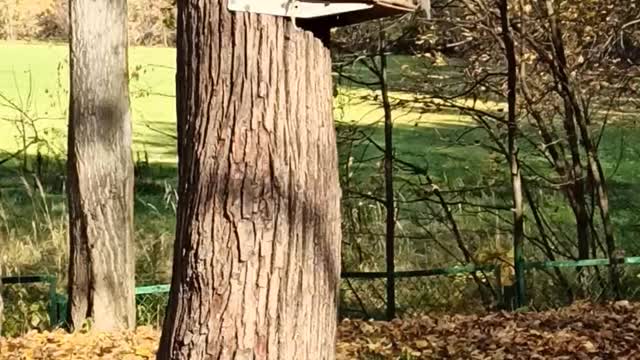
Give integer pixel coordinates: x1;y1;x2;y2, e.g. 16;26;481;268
67;0;135;331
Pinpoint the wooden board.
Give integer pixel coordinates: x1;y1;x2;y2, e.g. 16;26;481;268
228;0;418;24
228;0;373;18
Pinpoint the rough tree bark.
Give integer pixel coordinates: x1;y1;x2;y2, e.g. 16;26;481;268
157;2;342;359
67;0;135;331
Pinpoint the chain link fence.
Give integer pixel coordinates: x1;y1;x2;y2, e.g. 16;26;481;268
340;277;387;319
135;285;170;328
525;262;640;310
395;274;490;315
5;258;640;336
1;276;56;337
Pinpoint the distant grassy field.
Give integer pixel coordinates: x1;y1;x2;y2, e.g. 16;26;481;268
0;42;475;163
2;40;640;318
0;41;473;278
0;41;177;163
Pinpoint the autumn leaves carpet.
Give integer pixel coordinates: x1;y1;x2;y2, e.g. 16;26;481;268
2;302;640;359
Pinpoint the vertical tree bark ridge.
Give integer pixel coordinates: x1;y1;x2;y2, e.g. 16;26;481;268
67;0;135;331
158;2;341;359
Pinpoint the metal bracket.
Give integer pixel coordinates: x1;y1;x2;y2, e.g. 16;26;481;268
228;0;373;18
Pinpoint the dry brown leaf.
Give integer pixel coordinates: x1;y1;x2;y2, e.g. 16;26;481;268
3;302;640;359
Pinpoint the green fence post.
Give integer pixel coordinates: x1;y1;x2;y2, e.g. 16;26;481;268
55;294;68;328
47;276;58;327
514;247;526;308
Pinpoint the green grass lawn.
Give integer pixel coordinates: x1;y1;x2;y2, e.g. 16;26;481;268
2;40;640;316
0;41;177;163
0;42;476;163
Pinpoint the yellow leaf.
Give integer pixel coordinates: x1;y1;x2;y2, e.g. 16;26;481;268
136;349;154;358
582;341;597;353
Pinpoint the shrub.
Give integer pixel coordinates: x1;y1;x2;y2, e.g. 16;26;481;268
2;0;176;46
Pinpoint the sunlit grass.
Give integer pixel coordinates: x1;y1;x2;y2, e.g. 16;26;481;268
0;41;177;163
1;40;640;302
0;41;488;163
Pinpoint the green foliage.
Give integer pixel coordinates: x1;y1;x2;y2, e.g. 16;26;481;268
0;0;176;45
1;284;50;337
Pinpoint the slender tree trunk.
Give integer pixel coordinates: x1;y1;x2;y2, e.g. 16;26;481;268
67;0;135;331
581;145;620;296
499;0;525;306
569;184;591;260
519;62;590;262
542;0;592;260
545;0;618;292
157;2;341;359
0;277;3;336
379;34;396;321
543;0;619;294
571;96;619;295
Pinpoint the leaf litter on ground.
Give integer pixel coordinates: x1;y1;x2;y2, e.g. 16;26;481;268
2;301;640;359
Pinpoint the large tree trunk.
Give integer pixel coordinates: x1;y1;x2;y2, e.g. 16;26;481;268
67;0;135;331
157;2;341;359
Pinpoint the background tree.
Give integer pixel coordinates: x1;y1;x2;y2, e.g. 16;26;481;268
157;1;342;359
333;0;638;312
0;277;3;335
67;0;135;330
497;0;524;306
419;0;633;298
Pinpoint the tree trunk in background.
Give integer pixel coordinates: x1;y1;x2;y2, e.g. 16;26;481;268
499;0;525;307
542;0;592;260
0;277;3;336
543;0;619;295
157;2;341;359
67;0;135;331
379;38;396;321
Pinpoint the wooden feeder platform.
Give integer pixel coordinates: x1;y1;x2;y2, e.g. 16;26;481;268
228;0;421;27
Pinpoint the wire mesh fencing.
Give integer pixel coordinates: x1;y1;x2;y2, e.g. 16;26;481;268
1;276;56;337
395;273;493;316
525;263;640;310
340;277;387;319
5;258;640;336
340;266;501;319
136;292;169;328
339;257;640;319
1;280;171;335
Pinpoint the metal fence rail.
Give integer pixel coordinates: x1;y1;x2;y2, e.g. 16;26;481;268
3;256;640;334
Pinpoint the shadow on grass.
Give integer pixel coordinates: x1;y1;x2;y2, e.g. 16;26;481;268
338;121;640;257
1;119;640;282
